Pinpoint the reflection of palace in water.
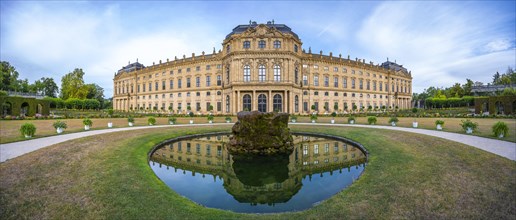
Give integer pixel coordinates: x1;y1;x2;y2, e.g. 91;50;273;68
150;134;366;204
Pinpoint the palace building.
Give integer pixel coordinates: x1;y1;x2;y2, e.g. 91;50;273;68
113;21;413;114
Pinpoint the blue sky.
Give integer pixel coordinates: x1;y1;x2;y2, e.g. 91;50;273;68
1;1;515;97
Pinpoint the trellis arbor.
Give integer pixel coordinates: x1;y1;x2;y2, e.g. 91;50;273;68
0;96;50;117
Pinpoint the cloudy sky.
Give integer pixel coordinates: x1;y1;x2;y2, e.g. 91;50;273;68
1;1;515;97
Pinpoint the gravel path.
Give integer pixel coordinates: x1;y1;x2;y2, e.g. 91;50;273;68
1;123;514;163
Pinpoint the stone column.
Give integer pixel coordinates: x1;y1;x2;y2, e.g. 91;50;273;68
252;90;256;111
237;90;240;112
268;90;272;112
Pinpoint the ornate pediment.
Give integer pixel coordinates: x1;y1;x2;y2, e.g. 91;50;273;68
240;24;285;38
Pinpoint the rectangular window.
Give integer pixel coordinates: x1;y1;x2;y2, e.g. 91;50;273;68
206;91;211;96
217;102;221;111
324;143;329;153
373;81;377;91
359;79;363;90
303;102;308;112
343;77;347;88
334;142;339;153
367;81;370;90
314;102;319;111
196;77;200;87
196;102;201;111
169;80;173;89
206;76;211;86
178;69;182;74
217;75;222;86
178;79;182;88
155;82;159;91
186;68;191;72
206;102;211;111
303;75;308;86
303;144;308;155
162;81;166;90
196;92;200;97
196;66;200;71
351;79;355;89
187;78;191;88
324;76;329;87
206;145;211;156
334;77;338;87
314;144;319;154
206;65;211;70
314;76;319;86
186;143;191;153
138;84;140;92
334;67;338;72
149;82;152;91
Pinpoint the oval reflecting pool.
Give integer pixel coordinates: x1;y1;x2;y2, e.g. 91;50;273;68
149;132;367;213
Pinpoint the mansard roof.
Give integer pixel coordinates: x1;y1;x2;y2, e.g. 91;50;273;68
225;21;299;39
381;61;408;73
118;62;145;74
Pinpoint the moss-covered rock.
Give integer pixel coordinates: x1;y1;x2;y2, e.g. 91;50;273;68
228;111;294;155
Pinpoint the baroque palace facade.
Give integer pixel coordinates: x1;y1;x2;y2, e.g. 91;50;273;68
113;21;413;114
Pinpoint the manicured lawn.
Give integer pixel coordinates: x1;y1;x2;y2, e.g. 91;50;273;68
1;117;514;144
1;125;514;219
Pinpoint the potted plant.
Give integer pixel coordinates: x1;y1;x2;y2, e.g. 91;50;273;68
148;116;156;125
225;116;232;123
107;109;114;128
290;115;298;123
128;116;135;126
435;120;445;130
388;116;399;126
207;115;214;123
348;115;356;124
310;114;318;123
331;112;337;124
53;120;68;134
83;118;93;130
460;119;478;134
20;123;36;138
367;116;377;125
168;117;176;125
492;121;509;138
412;119;418;128
189;112;194;124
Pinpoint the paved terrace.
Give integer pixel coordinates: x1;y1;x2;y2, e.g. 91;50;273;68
1;123;515;163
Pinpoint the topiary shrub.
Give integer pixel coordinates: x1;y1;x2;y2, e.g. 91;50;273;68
492;121;509;138
367;116;377;125
148;117;156;125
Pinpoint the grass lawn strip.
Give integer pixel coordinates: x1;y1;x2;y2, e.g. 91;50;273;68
1;125;514;219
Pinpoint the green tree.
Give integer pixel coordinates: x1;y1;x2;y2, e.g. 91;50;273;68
60;68;89;99
492;71;501;85
85;83;105;106
462;79;473;96
0;61;20;91
30;77;59;97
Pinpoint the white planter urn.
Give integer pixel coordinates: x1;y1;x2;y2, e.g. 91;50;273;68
498;134;504;138
226;120;230;123
412;122;418;128
84;125;90;130
436;124;443;130
149;123;154;126
190;120;194;124
466;127;473;134
209;120;213;124
56;127;64;134
108;122;113;128
349;120;355;124
128;122;134;127
169;122;174;125
391;122;396;127
331;119;335;124
24;134;32;138
312;120;316;123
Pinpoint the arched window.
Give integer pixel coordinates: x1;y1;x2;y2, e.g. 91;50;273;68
243;41;250;49
226;95;230;113
294;95;299;113
243;65;250;82
274;40;281;48
273;94;282;112
258;65;266;82
258;40;266;48
273;65;281;82
243;94;251;111
226;45;230;54
258;94;267;112
217;91;221;96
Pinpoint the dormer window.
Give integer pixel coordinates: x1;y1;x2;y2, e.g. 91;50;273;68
226;45;231;53
294;44;298;52
258;40;266;49
273;40;281;49
243;41;250;49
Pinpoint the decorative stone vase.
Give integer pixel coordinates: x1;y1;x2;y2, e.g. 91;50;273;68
209;120;213;124
128;122;134;127
108;122;113;128
466;127;473;134
350;120;355;124
331;119;335;124
190;120;194;124
56;127;64;134
149;123;154;126
311;120;316;123
291;119;296;123
169;121;174;125
498;134;504;138
391;122;396;127
412;122;418;128
84;125;90;130
436;124;443;130
226;120;230;123
24;135;32;138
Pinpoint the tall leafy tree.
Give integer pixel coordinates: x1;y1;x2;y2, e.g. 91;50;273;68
0;61;20;91
462;79;473;96
85;83;105;106
60;68;89;99
31;77;59;97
